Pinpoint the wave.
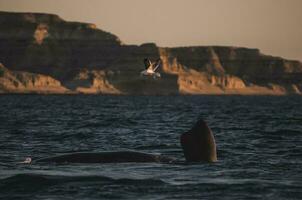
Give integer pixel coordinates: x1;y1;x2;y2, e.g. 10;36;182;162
134;143;179;150
261;129;301;138
0;173;167;192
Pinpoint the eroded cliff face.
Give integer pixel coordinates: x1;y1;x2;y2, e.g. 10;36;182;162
0;63;68;93
0;11;122;80
158;47;302;95
64;69;121;94
0;11;301;95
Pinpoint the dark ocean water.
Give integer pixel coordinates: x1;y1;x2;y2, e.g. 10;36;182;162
0;95;301;200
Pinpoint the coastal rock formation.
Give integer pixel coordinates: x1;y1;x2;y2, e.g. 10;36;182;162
34;23;49;45
0;11;301;95
159;47;302;95
64;69;120;94
0;11;121;80
0;63;68;93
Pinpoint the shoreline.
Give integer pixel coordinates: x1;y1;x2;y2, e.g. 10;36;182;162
0;92;301;96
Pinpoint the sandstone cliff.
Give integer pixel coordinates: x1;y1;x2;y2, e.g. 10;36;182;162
0;11;301;95
0;63;68;93
158;47;302;95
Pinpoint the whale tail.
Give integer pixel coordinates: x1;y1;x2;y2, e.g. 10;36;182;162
19;157;32;164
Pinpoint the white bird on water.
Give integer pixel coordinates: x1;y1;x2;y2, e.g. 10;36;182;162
20;157;32;164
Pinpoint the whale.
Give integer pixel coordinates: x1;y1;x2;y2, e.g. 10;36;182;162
25;119;217;164
180;119;217;162
35;151;174;164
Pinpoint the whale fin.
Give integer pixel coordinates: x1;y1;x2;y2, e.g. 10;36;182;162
180;119;217;163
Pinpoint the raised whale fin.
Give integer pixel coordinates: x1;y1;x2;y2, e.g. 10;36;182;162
180;119;217;163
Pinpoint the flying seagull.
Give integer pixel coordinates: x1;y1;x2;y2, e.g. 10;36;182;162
140;58;161;78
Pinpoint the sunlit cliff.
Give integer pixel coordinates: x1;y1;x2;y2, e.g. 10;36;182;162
0;11;301;95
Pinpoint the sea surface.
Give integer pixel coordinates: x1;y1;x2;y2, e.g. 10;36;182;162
0;95;301;200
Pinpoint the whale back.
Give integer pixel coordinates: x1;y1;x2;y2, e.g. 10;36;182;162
180;119;217;162
35;151;174;164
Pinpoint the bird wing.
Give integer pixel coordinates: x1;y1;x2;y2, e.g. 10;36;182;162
143;58;152;69
153;59;161;71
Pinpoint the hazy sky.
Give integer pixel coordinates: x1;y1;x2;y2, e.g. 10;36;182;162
0;0;301;61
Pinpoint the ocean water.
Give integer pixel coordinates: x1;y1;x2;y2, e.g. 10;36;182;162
0;95;301;200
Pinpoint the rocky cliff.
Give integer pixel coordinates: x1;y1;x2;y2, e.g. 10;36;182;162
0;11;301;95
0;63;68;93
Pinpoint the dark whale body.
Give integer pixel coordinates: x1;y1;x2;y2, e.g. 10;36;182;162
36;151;174;164
32;119;217;164
181;119;217;162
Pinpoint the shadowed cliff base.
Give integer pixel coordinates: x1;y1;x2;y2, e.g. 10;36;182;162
0;11;301;95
